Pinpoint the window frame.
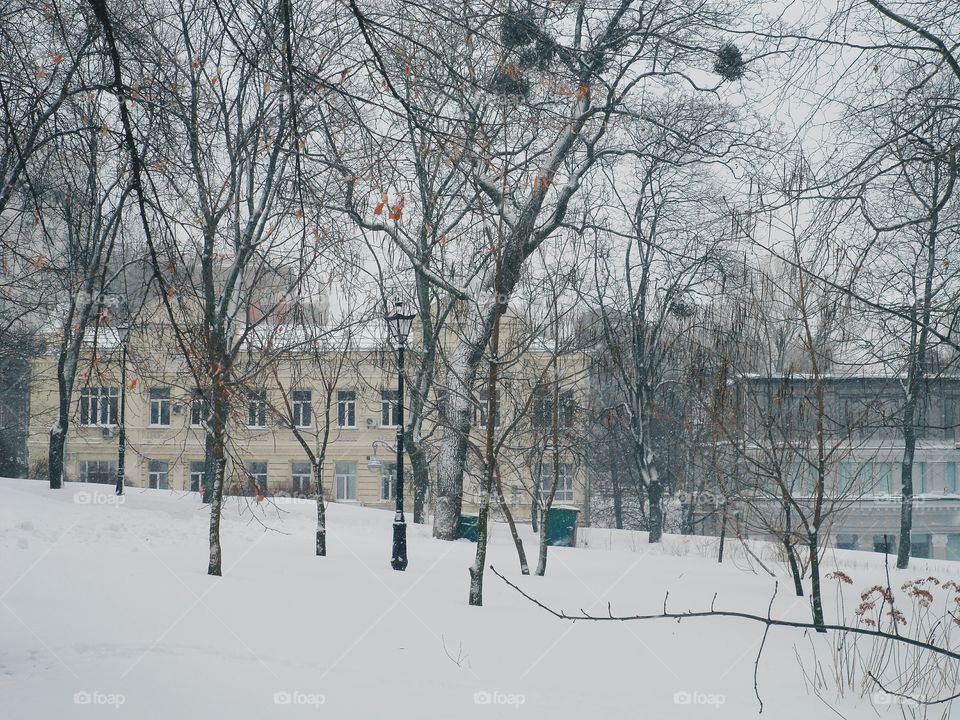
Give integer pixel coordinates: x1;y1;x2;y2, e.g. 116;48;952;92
539;461;575;504
291;462;312;495
79;387;119;427
335;462;357;500
148;459;169;489
477;389;501;428
79;458;116;484
247;390;267;428
246;461;268;495
337;390;357;428
380;389;400;427
149;387;172;427
190;390;210;428
189;460;206;492
292;389;312;428
380;462;397;502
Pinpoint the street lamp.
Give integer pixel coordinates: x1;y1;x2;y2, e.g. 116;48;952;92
115;316;131;496
386;299;415;571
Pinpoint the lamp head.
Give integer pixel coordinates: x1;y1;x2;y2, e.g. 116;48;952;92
385;298;416;343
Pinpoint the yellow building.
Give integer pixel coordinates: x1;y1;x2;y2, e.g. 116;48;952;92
25;317;588;520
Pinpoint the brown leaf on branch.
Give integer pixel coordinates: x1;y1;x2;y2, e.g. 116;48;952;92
388;195;405;221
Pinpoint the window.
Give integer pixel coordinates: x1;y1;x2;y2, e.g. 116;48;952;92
874;463;895;495
380;462;397;501
79;387;118;426
477;389;501;428
247;461;268;495
292;390;312;428
510;484;522;505
533;387;575;429
247;390;267;428
914;462;927;493
337;390;356;428
540;462;575;504
190;390;209;428
946;463;957;494
149;388;171;427
873;535;895;554
380;390;399;427
835;534;857;551
945;396;960;441
911;532;932;559
948;534;960;562
189;461;206;492
148;460;169;490
291;462;312;495
79;459;116;484
335;462;357;500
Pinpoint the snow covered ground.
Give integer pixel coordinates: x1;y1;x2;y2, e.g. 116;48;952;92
1;477;956;719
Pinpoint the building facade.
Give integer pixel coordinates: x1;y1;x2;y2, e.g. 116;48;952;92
24;320;588;521
707;375;960;561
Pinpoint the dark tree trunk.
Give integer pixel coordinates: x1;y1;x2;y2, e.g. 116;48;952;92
611;465;624;530
314;459;326;557
647;480;663;543
48;420;67;490
783;501;804;597
808;533;826;631
495;465;529;574
408;439;429;525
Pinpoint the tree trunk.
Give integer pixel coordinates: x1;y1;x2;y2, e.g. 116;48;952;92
314;458;327;556
611;465;623;530
207;389;228;576
495;464;529;574
48;417;67;490
433;362;475;540
408;439;430;524
535;509;551;576
783;501;804;597
207;452;225;576
808;533;826;631
718;512;726;563
48;361;72;489
647;479;663;543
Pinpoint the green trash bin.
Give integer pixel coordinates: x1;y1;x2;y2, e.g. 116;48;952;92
546;506;580;547
459;513;479;542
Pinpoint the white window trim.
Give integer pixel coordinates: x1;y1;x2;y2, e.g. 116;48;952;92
337;391;357;428
149;391;171;427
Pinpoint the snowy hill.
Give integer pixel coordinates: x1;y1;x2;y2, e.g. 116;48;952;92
1;478;955;719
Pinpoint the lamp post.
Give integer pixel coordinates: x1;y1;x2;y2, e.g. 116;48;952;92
386;299;415;571
115;317;131;496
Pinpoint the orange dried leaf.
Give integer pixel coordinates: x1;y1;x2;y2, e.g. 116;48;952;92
166;261;175;273
388;195;405;221
53;53;64;65
129;378;138;390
